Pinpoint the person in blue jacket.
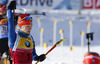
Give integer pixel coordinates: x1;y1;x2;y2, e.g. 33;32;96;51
0;0;12;64
0;1;8;58
7;1;46;64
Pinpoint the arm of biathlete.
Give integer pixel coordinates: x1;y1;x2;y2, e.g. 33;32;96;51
32;47;39;61
7;9;17;49
30;36;39;61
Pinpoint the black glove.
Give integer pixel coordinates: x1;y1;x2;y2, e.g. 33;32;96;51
8;1;16;10
35;54;46;62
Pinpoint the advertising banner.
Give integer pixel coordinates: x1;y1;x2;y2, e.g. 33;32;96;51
83;0;100;9
6;0;72;10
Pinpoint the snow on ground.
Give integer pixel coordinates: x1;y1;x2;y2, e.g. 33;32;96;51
32;46;100;64
31;10;100;64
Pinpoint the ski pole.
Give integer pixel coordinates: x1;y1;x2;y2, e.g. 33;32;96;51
15;12;46;16
15;9;46;16
35;38;66;64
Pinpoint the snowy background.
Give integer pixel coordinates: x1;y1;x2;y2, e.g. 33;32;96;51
31;10;100;46
32;46;100;64
29;10;100;64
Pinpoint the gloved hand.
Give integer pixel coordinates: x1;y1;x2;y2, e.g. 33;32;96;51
35;54;46;62
8;1;16;10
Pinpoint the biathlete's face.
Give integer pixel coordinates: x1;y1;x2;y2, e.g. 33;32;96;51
20;25;32;34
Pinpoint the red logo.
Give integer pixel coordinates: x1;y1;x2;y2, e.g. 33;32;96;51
83;0;100;9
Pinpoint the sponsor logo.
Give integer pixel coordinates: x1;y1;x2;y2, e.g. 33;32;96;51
7;0;72;9
25;41;30;47
7;0;53;6
83;0;100;9
92;59;95;63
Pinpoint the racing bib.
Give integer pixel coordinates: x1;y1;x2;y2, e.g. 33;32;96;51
0;25;8;38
